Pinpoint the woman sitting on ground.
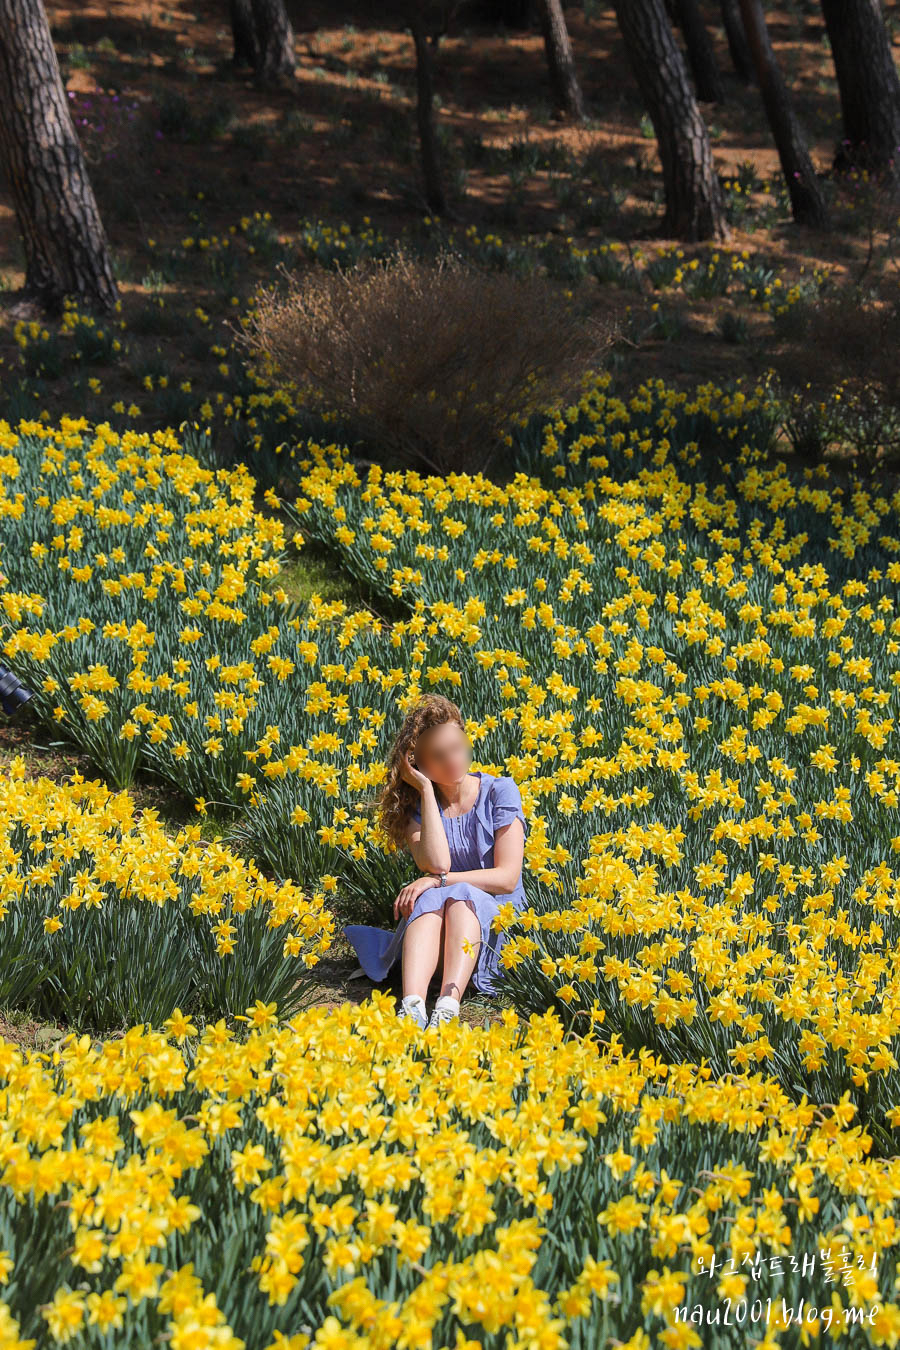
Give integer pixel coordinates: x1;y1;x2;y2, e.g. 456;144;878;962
343;693;528;1030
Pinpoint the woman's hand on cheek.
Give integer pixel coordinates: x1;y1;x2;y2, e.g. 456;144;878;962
394;874;439;918
400;751;431;791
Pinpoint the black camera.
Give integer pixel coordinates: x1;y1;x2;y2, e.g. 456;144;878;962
0;666;35;716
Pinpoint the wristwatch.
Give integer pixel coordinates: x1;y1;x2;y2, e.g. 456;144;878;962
433;871;447;888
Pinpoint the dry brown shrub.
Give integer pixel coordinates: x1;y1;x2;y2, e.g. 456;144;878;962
233;248;616;476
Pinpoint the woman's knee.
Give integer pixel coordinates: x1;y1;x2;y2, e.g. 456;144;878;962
444;895;479;925
404;909;442;939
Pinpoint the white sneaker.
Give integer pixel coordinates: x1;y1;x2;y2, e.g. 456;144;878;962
427;995;460;1029
397;994;427;1030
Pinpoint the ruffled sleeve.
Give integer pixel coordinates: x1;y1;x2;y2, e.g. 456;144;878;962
490;776;528;839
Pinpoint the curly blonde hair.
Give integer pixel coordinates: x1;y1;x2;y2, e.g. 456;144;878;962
377;694;468;853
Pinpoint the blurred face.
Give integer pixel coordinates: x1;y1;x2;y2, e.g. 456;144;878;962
411;722;473;789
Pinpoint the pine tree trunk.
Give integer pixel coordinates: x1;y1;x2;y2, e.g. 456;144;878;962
720;0;753;80
613;0;730;241
410;11;446;214
536;0;586;121
671;0;726;103
737;0;829;227
249;0;295;85
0;0;118;315
229;0;258;68
820;0;900;177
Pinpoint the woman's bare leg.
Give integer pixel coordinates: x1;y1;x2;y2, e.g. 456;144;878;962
401;911;443;1001
439;898;480;1001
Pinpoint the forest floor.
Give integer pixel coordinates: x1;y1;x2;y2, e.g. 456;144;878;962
1;0;897;430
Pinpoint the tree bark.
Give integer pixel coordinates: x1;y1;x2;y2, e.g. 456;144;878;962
613;0;730;241
536;0;586;121
820;0;900;178
737;0;829;227
229;0;259;68
410;10;446;213
0;0;118;315
249;0;295;85
670;0;726;103
720;0;753;80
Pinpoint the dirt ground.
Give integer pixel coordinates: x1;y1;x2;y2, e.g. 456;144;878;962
1;0;893;423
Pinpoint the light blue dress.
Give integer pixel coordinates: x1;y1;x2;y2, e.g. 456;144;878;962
343;772;529;997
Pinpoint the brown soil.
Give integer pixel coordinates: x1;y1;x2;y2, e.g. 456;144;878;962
1;1;895;426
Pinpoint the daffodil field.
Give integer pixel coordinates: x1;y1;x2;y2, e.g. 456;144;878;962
0;999;896;1350
2;366;900;1345
0;763;332;1032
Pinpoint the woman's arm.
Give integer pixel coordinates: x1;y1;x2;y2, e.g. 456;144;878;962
436;817;525;896
435;866;516;896
405;779;451;875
